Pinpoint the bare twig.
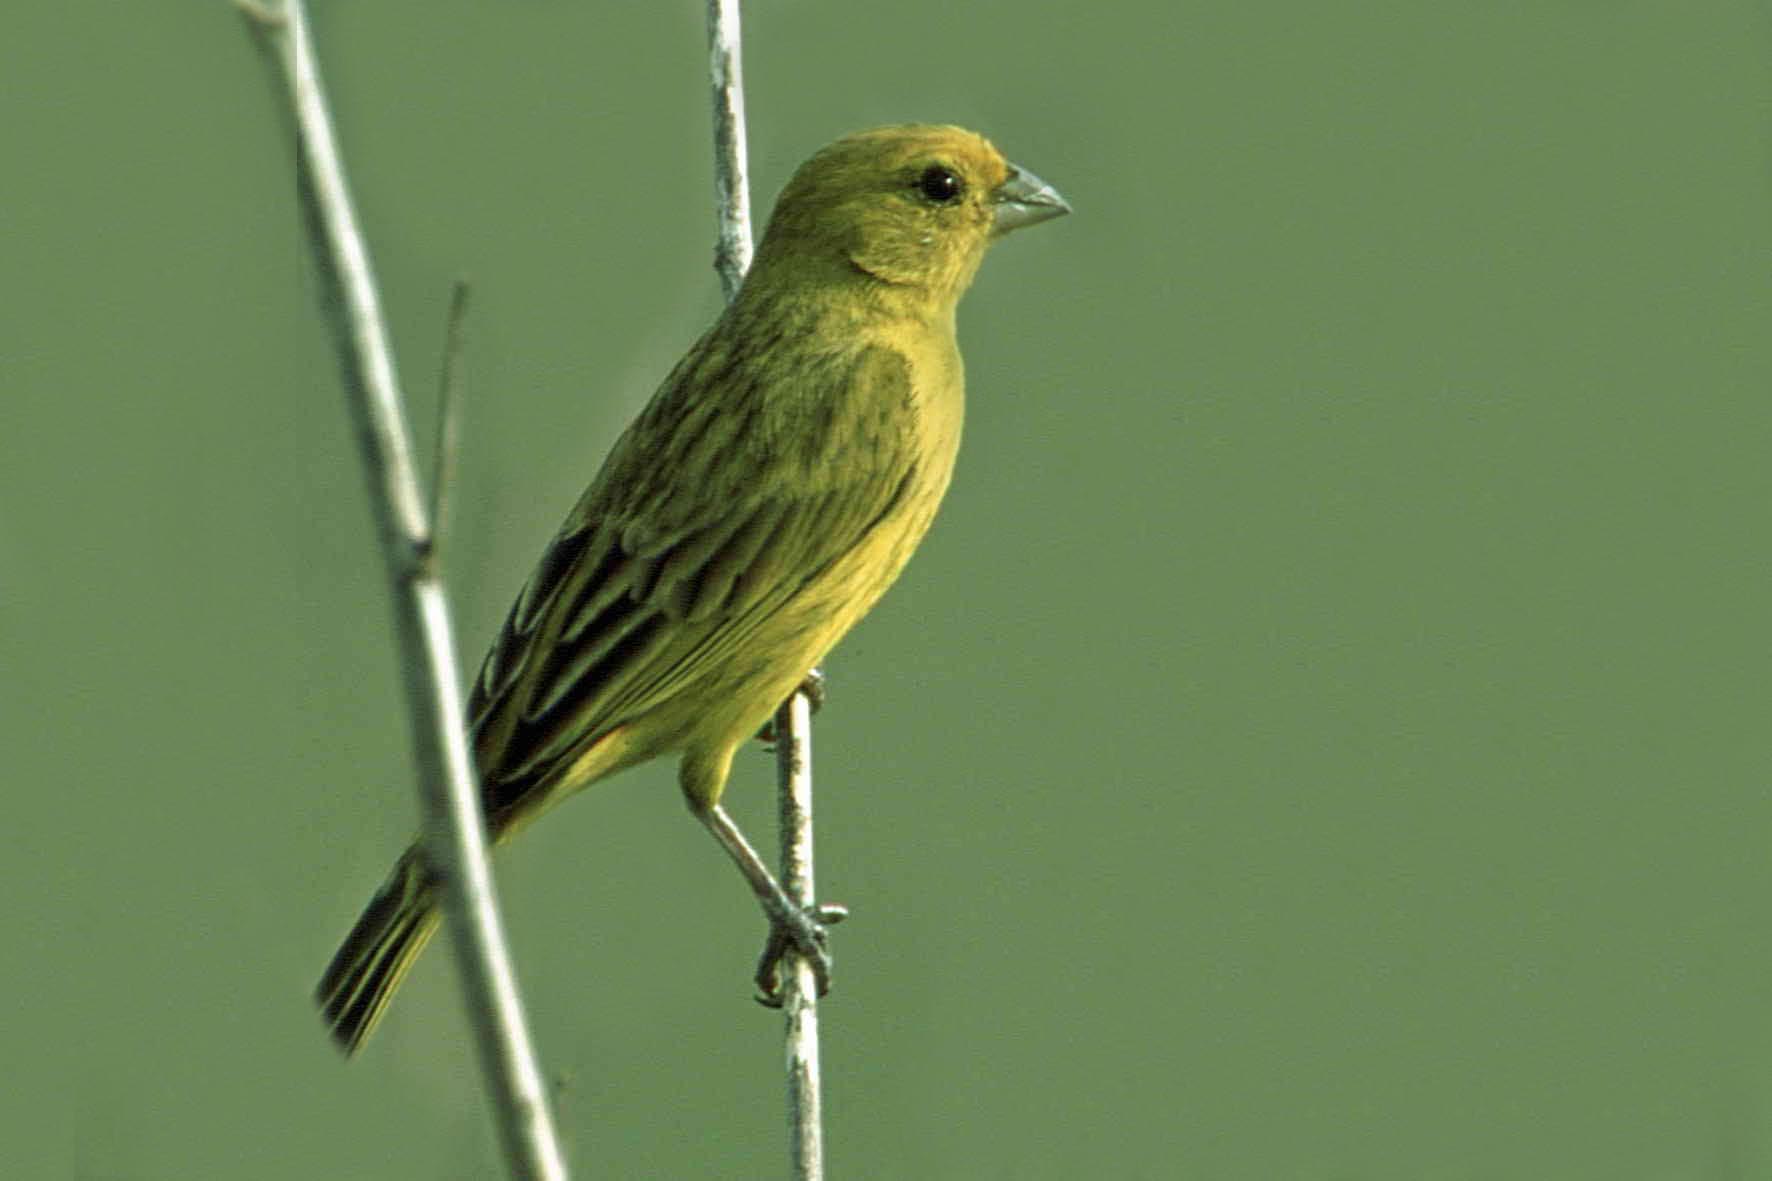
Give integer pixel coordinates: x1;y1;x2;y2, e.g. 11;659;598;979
238;4;567;1178
427;277;472;567
773;688;825;1181
705;0;754;300
704;2;827;1177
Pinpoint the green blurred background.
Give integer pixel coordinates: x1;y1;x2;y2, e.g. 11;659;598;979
5;1;1770;1177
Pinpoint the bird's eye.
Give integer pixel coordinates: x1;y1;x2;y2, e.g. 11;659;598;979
916;164;965;204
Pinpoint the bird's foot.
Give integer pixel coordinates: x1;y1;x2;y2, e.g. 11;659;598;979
756;667;828;746
753;900;848;1007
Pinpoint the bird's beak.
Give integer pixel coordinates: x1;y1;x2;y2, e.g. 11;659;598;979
992;164;1071;236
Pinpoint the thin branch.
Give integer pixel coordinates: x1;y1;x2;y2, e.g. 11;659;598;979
774;689;825;1181
704;3;828;1178
706;0;754;300
427;277;472;567
238;5;568;1179
701;4;825;1170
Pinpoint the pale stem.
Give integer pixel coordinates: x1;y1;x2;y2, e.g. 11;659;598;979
238;4;568;1178
704;3;827;1179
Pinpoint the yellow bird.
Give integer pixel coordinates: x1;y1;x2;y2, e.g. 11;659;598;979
316;124;1068;1053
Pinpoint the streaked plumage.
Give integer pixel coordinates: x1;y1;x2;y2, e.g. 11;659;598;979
316;124;1067;1053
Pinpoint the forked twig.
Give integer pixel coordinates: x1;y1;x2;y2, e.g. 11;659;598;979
238;4;568;1178
426;277;472;568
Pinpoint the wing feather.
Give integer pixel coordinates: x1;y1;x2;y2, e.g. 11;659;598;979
467;341;920;826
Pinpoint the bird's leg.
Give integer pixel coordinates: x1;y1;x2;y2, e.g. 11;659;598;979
755;667;827;746
691;800;848;1004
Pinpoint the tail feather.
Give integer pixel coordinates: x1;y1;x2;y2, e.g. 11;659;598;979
316;845;441;1055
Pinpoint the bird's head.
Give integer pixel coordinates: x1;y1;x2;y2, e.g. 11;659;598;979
749;124;1069;314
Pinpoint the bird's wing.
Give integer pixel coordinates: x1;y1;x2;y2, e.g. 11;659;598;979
466;340;920;823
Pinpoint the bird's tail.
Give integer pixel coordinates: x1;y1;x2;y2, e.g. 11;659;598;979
315;844;441;1055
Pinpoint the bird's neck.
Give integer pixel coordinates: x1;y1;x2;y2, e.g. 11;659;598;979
731;263;961;353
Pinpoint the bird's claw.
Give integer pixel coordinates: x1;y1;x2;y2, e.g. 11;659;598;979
755;668;828;746
752;901;848;1007
795;668;828;714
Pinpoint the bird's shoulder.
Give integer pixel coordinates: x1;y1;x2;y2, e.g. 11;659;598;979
575;318;936;540
466;325;940;745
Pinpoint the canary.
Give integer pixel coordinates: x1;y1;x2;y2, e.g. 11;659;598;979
316;124;1068;1053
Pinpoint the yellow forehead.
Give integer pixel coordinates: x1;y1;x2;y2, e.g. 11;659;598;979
792;125;1010;199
